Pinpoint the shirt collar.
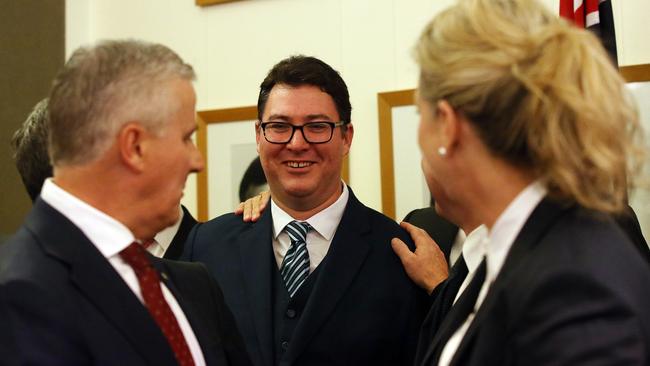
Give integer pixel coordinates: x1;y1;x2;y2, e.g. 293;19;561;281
271;182;349;240
153;205;183;253
40;178;135;258
485;180;547;283
462;224;488;274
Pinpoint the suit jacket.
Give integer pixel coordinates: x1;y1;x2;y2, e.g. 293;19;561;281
428;199;650;366
414;256;469;366
0;199;252;366
163;204;199;260
614;205;650;264
182;188;431;366
403;207;459;263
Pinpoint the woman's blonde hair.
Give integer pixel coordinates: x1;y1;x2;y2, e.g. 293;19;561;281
415;0;644;213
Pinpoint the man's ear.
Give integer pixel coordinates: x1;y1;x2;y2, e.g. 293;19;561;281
255;122;261;153
342;123;353;156
436;100;461;155
118;122;147;172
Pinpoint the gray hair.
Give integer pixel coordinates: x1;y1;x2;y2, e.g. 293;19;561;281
48;39;195;166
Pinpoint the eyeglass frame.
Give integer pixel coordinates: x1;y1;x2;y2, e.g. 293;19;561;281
257;121;349;144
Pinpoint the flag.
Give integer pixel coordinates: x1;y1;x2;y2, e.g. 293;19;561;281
559;0;618;66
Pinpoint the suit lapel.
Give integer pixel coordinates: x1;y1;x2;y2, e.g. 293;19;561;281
239;204;275;366
163;205;197;260
417;255;469;366
28;200;177;366
449;198;570;366
284;190;372;364
152;258;218;365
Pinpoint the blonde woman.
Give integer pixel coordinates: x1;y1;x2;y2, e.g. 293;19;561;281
412;0;650;365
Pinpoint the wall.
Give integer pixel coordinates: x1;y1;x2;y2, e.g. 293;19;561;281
0;0;65;237
65;0;650;218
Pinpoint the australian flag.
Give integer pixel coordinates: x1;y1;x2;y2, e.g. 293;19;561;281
560;0;618;66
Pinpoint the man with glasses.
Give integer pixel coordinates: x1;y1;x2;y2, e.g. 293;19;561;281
182;55;431;366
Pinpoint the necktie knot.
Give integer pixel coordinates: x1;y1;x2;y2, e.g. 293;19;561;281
119;242;153;274
285;220;311;244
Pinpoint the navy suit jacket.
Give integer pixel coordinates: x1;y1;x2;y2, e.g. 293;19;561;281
428;199;650;366
403;207;459;263
0;199;252;366
182;188;431;366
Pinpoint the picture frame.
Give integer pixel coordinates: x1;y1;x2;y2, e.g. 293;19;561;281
196;0;245;6
196;106;350;222
377;64;650;224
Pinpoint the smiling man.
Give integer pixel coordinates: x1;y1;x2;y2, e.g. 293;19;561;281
182;55;430;366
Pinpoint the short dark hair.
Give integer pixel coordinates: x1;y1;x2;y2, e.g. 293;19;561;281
238;156;267;202
257;55;352;124
11;99;53;202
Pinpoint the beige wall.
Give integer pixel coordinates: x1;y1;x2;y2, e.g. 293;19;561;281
66;0;650;219
0;0;64;237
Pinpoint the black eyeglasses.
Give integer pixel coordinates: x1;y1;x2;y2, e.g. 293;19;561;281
259;121;347;144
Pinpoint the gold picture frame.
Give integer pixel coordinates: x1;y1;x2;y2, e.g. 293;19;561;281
196;0;245;6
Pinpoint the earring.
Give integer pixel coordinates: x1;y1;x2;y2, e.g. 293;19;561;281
437;146;447;156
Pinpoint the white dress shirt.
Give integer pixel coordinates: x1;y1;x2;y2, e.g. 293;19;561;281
271;183;349;272
448;229;466;267
148;205;184;258
438;181;546;366
40;179;206;366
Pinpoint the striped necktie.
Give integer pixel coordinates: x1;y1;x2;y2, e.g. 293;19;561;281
280;220;312;297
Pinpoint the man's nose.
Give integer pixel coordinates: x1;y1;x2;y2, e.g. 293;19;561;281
287;126;310;149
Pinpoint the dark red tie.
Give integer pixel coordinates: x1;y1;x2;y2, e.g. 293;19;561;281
119;242;195;366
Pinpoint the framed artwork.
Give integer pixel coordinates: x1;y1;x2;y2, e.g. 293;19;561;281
378;64;650;229
623;64;650;238
196;0;245;6
196;106;350;222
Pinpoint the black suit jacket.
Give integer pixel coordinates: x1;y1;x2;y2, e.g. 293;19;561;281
403;207;459;263
182;188;431;366
0;199;252;366
164;204;199;260
431;199;650;365
614;205;650;264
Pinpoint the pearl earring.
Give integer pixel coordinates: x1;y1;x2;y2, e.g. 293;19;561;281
437;146;447;156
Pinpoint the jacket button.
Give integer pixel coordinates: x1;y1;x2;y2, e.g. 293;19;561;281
286;309;296;318
281;341;289;350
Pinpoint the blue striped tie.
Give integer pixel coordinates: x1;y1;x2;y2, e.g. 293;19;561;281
280;221;312;297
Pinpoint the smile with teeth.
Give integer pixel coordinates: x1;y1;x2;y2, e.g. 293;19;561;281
287;161;313;168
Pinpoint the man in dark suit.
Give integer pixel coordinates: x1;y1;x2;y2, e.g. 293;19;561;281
182;55;431;366
10;98;197;260
402;205;459;263
0;39;251;366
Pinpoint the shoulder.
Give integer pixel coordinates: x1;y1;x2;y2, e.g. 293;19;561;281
345;191;416;247
194;212;248;234
1;228;55;284
503;205;650;316
187;212;253;248
182;211;268;261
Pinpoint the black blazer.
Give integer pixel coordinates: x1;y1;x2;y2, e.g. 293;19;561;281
403;207;459;263
427;199;650;366
182;188;431;366
163;204;199;260
0;199;252;366
614;205;650;264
